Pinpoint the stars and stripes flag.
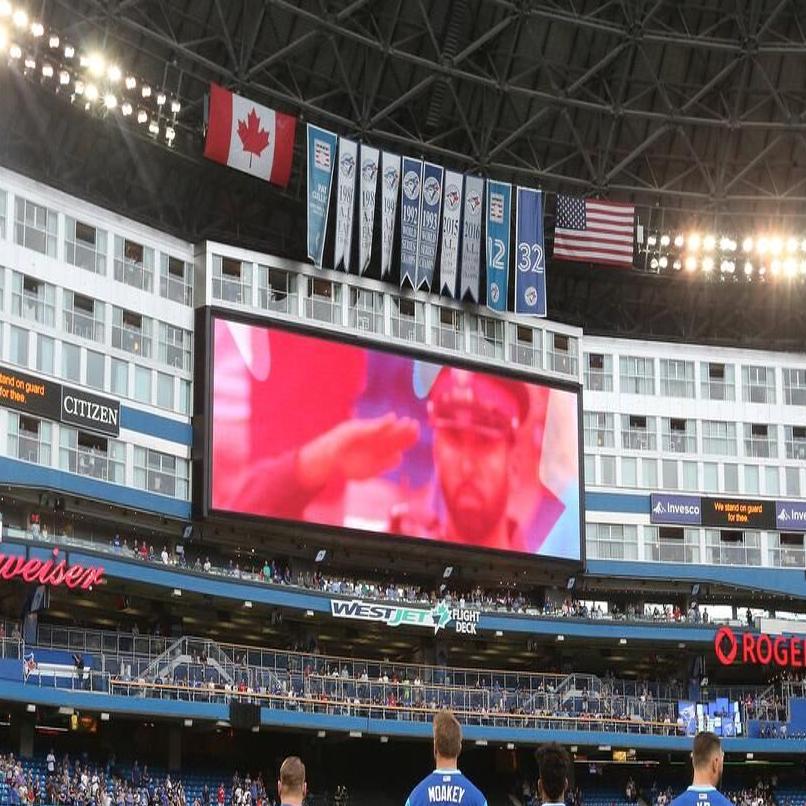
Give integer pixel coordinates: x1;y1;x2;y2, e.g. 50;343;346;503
553;194;635;268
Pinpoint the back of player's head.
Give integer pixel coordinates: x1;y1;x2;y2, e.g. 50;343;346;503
692;732;722;770
536;743;570;803
433;710;462;760
278;757;306;799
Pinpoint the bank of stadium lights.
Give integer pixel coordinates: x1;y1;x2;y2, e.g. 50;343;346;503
645;229;806;282
0;10;182;147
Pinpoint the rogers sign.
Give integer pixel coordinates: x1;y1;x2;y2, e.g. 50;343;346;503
715;625;806;668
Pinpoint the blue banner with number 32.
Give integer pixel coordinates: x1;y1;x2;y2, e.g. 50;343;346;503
515;187;547;316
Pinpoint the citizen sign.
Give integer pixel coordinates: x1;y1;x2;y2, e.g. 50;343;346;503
61;388;120;437
714;625;806;668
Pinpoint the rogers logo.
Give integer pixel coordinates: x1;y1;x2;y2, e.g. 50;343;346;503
714;626;738;665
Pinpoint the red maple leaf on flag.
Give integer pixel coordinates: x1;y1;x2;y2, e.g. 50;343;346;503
237;107;270;167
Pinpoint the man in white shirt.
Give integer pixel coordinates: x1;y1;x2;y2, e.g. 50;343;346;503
536;743;571;806
46;750;55;774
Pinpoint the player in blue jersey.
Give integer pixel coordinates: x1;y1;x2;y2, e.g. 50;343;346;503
671;732;732;806
405;711;488;806
536;743;571;806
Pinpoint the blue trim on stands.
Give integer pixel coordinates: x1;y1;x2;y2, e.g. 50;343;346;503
119;407;192;446
0;458;191;519
587;560;806;599
0;681;801;753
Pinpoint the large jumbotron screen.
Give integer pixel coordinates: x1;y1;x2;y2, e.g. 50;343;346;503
207;315;583;562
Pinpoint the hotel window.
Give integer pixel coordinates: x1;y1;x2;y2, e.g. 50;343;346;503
786;467;801;497
583;412;614;449
783;369;806;406
134;447;189;499
662;418;696;453
724;463;739;493
744;465;759;495
14;197;57;257
9;326;29;367
703;462;719;492
114;236;155;292
620;356;655;395
159;254;193;305
621;457;637;487
600;455;616;486
645;526;700;564
349;288;384;334
63;291;104;343
702;420;737;456
65;218;107;274
785;426;806;460
59;428;125;484
470;315;504;360
662;459;678;489
765;466;780;496
36;335;54;375
134;366;152;404
61;343;80;382
706;530;760;567
158;323;191;371
681;461;698;491
642;458;658;488
86;350;105;391
660;359;695;398
12;273;55;326
584;353;613;392
258;266;296;315
510;324;542;369
701;362;735;401
585;523;638;561
111;358;129;397
0;189;6;238
584;454;595;484
305;277;342;325
433;307;463;351
548;332;577;375
212;255;251;304
771;533;806;569
744;423;777;459
179;380;191;415
390;297;425;343
8;413;51;466
621;414;656;451
157;372;174;410
742;365;776;404
112;308;152;358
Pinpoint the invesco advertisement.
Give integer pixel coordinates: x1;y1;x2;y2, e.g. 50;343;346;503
209;317;582;560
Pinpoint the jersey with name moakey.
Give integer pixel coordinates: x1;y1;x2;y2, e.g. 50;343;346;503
405;770;487;806
671;785;734;806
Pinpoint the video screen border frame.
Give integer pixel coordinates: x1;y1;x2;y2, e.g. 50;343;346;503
193;305;586;570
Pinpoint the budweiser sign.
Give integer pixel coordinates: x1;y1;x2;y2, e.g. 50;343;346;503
0;548;104;590
714;625;806;668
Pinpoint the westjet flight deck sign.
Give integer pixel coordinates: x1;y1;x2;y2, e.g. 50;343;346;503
330;599;480;636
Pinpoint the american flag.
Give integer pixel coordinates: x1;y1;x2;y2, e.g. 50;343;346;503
553;194;635;268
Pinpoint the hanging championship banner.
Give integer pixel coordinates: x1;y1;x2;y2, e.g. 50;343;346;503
400;157;423;287
381;153;401;278
515;187;547;316
439;171;463;297
415;162;444;290
485;180;512;312
460;176;484;302
334;138;357;271
358;145;380;275
306;124;338;268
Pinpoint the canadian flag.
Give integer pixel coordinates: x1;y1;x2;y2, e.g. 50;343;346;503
204;83;297;188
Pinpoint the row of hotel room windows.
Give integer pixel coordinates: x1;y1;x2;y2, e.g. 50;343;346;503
0;192;193;304
3;271;192;372
586;522;806;569
584;452;804;497
218;258;579;374
584;413;806;460
586;353;806;404
5;412;188;500
4;326;191;415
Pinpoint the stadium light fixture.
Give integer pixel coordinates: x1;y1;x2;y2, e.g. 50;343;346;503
23;55;34;69
649;258;659;270
658;256;668;269
156;91;166;106
702;257;714;273
250;725;259;733
660;234;670;247
87;52;104;77
495;630;504;637
9;44;21;59
165;127;175;144
618;638;627;645
0;27;7;50
672;259;682;270
63;44;74;58
85;83;98;101
107;64;121;82
137;109;147;124
58;70;69;85
770;236;783;255
380;736;389;743
317;730;326;738
685;256;697;272
673;234;684;248
0;2;10;17
100;712;110;721
103;93;117;110
687;233;701;252
475;740;488;746
305;609;314;617
703;234;716;251
647;234;657;247
172;588;181;597
121;102;132;116
74;80;85;95
141;84;151;98
506;743;515;750
787;237;799;254
771;259;782;275
48;34;58;48
30;21;43;37
744;262;753;276
183;719;193;727
41;63;53;78
742;237;753;252
171;99;181;114
243;600;252;608
148;119;159;135
349;731;362;738
25;704;35;713
757;237;768;254
556;634;565;642
11;8;26;28
125;75;136;90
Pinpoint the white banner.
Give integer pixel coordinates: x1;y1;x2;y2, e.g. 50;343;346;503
358;145;380;275
439;171;463;297
380;152;401;277
334;138;357;271
460;175;484;301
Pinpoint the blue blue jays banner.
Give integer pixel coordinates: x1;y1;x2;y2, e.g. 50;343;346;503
306;124;339;268
400;157;422;287
485;180;511;311
515;187;547;316
416;162;444;290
